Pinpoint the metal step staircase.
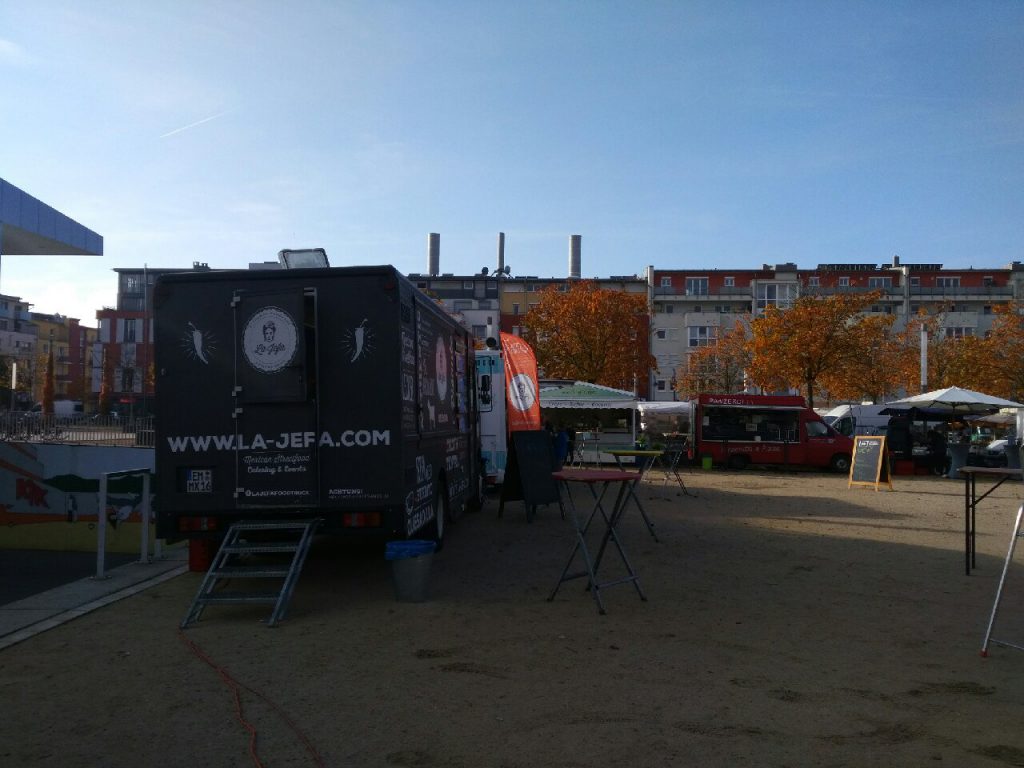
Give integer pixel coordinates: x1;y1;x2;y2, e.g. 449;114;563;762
181;519;321;628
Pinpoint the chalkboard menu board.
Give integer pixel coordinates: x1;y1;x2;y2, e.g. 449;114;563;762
849;435;893;491
499;430;561;521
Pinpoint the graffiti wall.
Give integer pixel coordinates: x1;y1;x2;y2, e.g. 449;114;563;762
0;443;155;553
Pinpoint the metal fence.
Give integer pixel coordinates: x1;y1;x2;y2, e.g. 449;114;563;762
0;413;154;447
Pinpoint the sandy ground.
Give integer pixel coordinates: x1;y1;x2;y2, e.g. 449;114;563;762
3;467;1024;768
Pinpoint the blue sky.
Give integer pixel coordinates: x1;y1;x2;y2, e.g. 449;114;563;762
1;1;1022;325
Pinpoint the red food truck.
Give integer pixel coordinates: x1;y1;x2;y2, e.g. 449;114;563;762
688;393;853;471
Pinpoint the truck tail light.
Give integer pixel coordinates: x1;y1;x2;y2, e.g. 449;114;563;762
342;512;381;528
178;516;219;532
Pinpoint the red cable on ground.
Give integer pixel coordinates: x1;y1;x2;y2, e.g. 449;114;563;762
178;628;326;768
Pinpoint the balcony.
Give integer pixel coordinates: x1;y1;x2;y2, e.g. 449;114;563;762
653;286;751;297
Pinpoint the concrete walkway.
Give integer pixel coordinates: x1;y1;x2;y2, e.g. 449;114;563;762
0;547;188;651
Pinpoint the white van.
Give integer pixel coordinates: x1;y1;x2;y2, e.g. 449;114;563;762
30;400;84;418
822;404;890;437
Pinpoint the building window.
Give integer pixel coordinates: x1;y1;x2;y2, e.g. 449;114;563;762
512;303;520;315
0;320;6;330
838;277;850;287
944;327;974;339
121;274;143;294
756;282;798;311
463;281;475;290
936;277;960;288
665;304;674;313
910;276;920;287
660;277;672;288
686;277;709;296
124;319;137;342
472;324;486;338
724;276;735;287
688;326;714;347
983;276;994;287
868;277;892;288
656;380;666;392
807;276;819;287
983;305;993;315
453;299;473;311
655;329;667;340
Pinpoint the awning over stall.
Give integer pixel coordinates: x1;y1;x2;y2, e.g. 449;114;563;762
539;381;640;410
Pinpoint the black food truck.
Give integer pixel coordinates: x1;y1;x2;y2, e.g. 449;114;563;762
153;264;483;549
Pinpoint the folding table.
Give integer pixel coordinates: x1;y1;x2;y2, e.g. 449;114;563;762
605;449;664;542
655;439;695;497
958;466;1023;575
981;503;1024;656
548;468;648;615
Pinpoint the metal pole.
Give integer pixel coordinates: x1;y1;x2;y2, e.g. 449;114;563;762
919;325;928;394
96;473;108;579
139;473;151;564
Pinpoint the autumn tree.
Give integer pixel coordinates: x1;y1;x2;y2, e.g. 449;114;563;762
677;318;752;397
979;302;1024;400
42;346;55;415
98;348;114;415
818;313;902;403
522;281;655;392
747;292;885;409
896;308;996;394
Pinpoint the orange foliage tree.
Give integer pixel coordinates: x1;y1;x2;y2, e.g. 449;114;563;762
98;348;114;415
818;313;904;403
42;347;55;415
900;309;1000;394
747;292;885;409
522;281;655;391
983;302;1024;400
677;318;752;397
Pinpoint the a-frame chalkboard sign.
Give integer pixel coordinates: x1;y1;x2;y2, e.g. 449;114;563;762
848;435;893;491
498;430;561;521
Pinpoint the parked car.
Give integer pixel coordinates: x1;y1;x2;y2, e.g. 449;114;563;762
983;436;1019;467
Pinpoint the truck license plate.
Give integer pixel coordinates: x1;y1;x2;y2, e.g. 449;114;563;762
186;469;212;493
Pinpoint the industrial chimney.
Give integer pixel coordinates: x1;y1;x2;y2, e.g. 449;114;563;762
428;233;440;276
497;232;505;274
569;234;582;279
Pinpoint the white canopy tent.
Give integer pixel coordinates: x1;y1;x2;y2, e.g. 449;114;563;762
539;381;641;449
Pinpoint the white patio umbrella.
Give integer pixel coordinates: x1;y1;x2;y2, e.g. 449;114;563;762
885;386;1024;415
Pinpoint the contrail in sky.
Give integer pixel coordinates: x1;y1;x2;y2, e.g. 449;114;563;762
159;110;230;139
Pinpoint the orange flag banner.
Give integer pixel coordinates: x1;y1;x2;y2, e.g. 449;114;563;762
500;332;542;432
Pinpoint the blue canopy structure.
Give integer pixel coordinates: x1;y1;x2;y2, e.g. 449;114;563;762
0;178;103;256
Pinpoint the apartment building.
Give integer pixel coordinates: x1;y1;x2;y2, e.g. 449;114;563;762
30;312;91;404
0;294;36;407
94;263;211;416
648;258;1024;401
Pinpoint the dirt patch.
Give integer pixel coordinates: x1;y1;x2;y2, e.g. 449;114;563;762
2;470;1024;767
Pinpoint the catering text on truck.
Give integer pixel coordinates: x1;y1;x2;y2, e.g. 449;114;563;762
689;393;854;471
153;265;483;548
